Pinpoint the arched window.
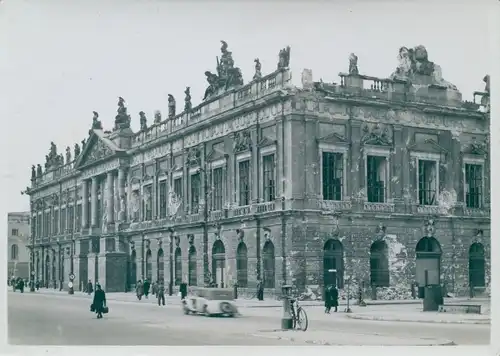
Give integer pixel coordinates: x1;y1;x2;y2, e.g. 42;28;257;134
174;247;182;285
145;250;152;281
262;241;275;289
10;244;18;260
157;249;164;283
469;243;485;288
188;246;197;286
323;239;344;288
236;242;248;287
370;240;389;287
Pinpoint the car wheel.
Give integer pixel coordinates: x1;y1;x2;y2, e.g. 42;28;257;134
203;305;210;316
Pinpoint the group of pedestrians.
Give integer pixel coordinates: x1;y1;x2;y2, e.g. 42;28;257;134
135;279;166;306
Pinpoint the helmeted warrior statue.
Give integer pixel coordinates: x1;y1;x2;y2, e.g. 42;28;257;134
277;46;291;69
184;87;192;112
253;58;262;80
114;96;131;130
203;71;219;100
65;146;72;164
348;53;359;75
89;111;102;135
139;111;148;131
168;94;176;118
74;143;81;158
154;110;162;124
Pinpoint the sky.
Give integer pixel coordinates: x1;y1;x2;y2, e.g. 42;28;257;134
0;1;495;220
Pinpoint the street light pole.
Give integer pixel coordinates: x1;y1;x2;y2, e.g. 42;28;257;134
168;227;174;296
202;165;209;287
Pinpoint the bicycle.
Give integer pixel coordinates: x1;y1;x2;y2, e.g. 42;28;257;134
289;297;308;331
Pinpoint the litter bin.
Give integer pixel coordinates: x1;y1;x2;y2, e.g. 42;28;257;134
423;284;443;311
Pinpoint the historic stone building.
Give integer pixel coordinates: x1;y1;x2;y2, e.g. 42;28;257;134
25;42;490;299
7;211;31;280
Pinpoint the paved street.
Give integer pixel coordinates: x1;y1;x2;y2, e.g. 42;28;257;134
8;291;490;345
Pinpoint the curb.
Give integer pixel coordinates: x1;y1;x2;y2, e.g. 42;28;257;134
249;331;456;346
345;313;490;325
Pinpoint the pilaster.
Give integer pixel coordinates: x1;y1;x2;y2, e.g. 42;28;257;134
91;177;98;227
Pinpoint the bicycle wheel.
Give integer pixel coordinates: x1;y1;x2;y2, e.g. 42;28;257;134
296;307;308;331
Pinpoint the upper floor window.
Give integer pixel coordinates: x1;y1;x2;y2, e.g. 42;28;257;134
262;154;276;202
190;173;201;214
68;206;75;231
367;156;387;203
11;228;18;236
143;184;153;221
75;204;81;232
60;208;67;232
10;244;18;260
173;177;183;200
465;163;483;208
238;160;251;206
212;167;223;211
322;152;343;201
53;210;59;235
159;180;167;218
418;160;437;206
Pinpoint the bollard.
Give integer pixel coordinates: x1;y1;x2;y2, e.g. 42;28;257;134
281;285;293;330
234;283;238;299
168;281;173;296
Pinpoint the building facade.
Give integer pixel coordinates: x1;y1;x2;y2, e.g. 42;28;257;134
26;43;490;299
7;212;31;280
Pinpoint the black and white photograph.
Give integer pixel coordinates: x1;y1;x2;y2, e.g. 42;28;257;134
1;0;496;350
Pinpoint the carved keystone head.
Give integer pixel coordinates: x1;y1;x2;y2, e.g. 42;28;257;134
263;227;271;241
145;239;151;249
157;237;162;247
236;229;244;243
475;229;484;238
376;223;387;237
424;218;435;237
174;235;180;247
188;234;194;245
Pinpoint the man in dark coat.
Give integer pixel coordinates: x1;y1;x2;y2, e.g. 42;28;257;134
143;279;151;299
87;280;94;295
331;285;339;312
136;280;144;300
257;279;264;301
92;284;107;319
18;279;25;293
157;281;165;306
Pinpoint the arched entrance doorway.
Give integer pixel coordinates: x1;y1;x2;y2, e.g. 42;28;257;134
236;242;248;287
415;236;442;292
323;239;344;288
145;249;152;281
52;254;56;288
188;246;197;286
262;241;275;288
157;249;164;283
130;250;137;288
212;240;226;288
469;243;485;289
370;240;389;287
44;254;50;286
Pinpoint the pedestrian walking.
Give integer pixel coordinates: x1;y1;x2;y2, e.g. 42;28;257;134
87;279;94;295
157;281;165;306
330;285;339;313
18;279;25;293
35;280;40;290
136;280;144;300
143;279;151;299
91;284;107;319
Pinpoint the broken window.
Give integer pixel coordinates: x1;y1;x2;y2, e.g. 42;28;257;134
322;152;343;201
465;164;483;208
367;156;387;203
418;160;437;205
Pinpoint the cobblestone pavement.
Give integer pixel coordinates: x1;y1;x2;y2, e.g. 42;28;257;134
7;291;490;345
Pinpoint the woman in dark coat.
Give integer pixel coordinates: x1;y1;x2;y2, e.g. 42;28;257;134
92;284;107;319
331;285;339;312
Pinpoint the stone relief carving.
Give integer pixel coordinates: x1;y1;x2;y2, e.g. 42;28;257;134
233;130;252;153
361;122;393;145
85;139;113;164
186;147;201;167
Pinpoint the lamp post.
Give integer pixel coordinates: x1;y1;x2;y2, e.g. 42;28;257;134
168;227;174;296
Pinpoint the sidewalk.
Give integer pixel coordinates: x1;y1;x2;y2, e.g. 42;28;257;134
29;288;490;311
346;304;491;325
249;329;455;346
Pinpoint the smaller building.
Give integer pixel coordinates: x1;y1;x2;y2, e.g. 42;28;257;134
7;212;31;280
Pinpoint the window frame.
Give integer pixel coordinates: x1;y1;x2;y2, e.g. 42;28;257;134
158;178;168;218
411;152;440;206
236;152;252;207
189;170;201;214
463;155;485;209
260;145;277;203
319;143;348;201
210;159;225;212
363;146;391;203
